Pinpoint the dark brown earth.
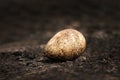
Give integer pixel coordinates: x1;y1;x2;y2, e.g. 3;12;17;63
0;0;120;80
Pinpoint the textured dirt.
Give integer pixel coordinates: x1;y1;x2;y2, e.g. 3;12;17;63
0;0;120;80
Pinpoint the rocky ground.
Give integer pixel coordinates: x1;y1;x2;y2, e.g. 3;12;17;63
0;0;120;80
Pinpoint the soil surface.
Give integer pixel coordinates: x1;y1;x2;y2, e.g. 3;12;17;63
0;0;120;80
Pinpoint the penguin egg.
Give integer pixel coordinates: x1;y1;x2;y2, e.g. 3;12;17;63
44;29;86;60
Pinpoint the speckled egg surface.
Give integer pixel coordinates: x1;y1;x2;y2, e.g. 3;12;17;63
44;29;86;60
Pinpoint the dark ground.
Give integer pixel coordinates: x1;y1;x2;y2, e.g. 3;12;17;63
0;0;120;80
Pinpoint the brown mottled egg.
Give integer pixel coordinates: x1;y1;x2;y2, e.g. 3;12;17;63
44;29;86;60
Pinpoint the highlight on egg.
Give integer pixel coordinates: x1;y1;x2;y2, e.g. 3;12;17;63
44;29;86;61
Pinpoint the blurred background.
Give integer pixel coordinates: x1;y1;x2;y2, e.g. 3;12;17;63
0;0;119;46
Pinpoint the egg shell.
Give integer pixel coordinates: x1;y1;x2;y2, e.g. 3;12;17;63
44;29;86;60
